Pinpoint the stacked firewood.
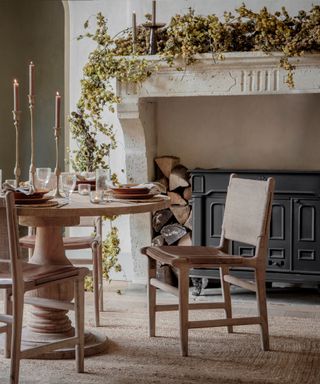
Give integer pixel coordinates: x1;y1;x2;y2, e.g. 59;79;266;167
152;156;192;284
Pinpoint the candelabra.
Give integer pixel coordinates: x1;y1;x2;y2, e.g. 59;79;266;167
12;110;21;186
28;94;36;190
53;125;63;198
143;23;165;55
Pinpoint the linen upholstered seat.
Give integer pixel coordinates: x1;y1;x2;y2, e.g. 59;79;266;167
141;174;275;356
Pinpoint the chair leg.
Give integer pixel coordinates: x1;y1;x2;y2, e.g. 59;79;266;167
219;266;233;334
255;268;269;351
4;289;12;358
178;265;189;357
97;242;104;312
92;246;100;327
74;278;85;373
96;218;104;312
148;257;157;337
10;291;24;384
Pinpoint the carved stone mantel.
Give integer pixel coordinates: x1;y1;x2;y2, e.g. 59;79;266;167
115;52;320;283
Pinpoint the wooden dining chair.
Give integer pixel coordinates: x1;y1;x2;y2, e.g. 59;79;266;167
19;216;103;327
0;192;89;383
141;174;275;356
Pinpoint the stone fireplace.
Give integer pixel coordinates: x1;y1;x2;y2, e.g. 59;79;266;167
115;52;320;283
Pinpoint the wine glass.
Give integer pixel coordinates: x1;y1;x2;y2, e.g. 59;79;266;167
60;172;77;201
36;168;51;190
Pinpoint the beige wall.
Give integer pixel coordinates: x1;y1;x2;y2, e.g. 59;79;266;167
0;0;64;181
156;94;320;170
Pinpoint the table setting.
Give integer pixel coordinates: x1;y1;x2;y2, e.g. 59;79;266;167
0;56;171;361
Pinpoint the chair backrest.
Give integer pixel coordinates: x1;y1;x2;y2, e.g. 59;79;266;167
0;192;22;283
221;174;275;253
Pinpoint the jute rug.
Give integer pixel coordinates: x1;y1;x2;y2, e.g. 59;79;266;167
0;283;319;384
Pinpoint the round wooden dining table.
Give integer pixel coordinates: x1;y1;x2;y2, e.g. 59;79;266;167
16;193;170;359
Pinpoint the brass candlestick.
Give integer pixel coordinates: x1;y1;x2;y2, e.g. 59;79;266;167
53;125;63;198
28;94;36;189
12;110;21;186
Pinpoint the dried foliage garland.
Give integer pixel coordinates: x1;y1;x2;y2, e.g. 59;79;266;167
71;4;320;287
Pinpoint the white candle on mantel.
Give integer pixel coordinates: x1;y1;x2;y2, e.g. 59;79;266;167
13;79;20;111
29;61;35;96
152;0;156;24
55;92;61;128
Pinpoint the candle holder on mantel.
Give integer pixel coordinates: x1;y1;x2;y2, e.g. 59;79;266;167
28;94;36;190
53;125;63;198
142;23;165;55
12;110;21;186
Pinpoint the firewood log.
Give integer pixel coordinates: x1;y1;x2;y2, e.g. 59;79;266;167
155;156;180;178
167;191;187;206
184;210;192;230
169;165;189;191
152;235;165;246
170;205;191;225
178;232;192;246
160;224;187;245
183;186;192;201
155;177;169;193
152;209;173;232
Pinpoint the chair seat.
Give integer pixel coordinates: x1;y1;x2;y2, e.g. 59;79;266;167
0;262;89;289
142;246;245;267
19;235;97;250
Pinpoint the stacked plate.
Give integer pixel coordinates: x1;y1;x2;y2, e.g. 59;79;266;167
111;184;157;200
14;189;57;207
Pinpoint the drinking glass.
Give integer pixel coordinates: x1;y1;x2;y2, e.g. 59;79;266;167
78;183;91;196
95;169;107;192
90;190;103;204
103;172;113;202
60;173;77;201
96;168;113;202
36;168;51;190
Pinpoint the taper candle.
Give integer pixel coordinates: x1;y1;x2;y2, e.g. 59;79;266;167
55;92;61;128
152;0;156;24
29;61;35;96
13;79;19;111
132;11;137;45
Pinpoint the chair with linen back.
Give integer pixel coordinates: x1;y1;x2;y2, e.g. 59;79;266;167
141;174;275;356
0;192;88;383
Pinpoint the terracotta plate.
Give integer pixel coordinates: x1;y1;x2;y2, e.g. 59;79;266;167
15;196;53;204
14;189;49;200
15;200;59;208
112;192;158;200
112;184;150;195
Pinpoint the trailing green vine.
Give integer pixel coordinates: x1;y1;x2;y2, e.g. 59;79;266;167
71;4;320;287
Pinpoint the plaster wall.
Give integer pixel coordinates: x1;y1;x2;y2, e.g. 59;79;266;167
68;0;320;282
156;94;320;170
0;0;64;181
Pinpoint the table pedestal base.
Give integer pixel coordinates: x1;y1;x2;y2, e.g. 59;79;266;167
0;329;108;359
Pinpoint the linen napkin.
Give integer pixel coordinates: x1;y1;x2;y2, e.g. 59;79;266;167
2;182;35;196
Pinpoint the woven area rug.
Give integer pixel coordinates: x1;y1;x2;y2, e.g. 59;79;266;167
1;283;320;384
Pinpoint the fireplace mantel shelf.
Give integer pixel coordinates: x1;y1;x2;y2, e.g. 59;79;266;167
116;52;320;118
